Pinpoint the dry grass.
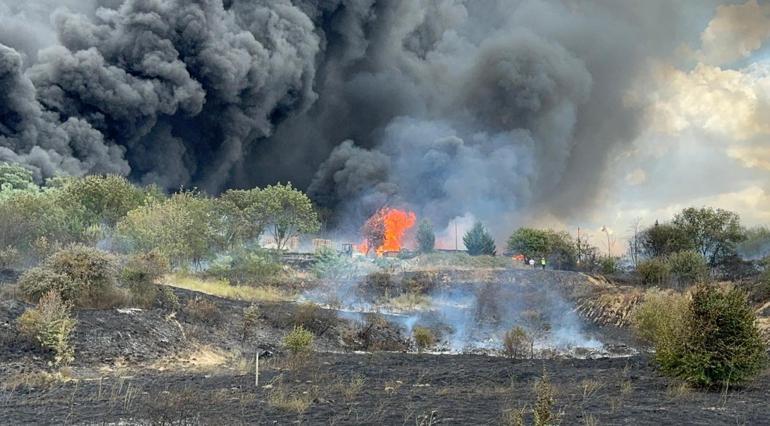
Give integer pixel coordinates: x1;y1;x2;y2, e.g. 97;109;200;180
150;346;253;375
267;380;314;413
666;381;692;400
164;273;290;302
3;369;74;390
581;378;603;401
386;292;430;311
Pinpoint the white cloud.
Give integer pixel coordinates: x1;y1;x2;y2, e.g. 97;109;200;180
698;0;770;65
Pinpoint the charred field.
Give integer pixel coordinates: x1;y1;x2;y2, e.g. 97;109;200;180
2;265;769;425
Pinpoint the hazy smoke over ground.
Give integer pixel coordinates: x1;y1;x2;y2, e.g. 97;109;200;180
0;0;695;229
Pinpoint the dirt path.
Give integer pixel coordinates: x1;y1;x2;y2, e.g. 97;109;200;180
2;352;768;425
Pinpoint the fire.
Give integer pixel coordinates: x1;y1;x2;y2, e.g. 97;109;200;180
359;207;417;255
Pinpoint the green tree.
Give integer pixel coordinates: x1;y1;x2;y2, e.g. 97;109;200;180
666;250;708;287
672;207;745;267
416;219;435;253
641;221;693;258
0;188;86;255
463;221;496;256
216;188;268;248
116;191;219;266
57;175;158;228
507;228;550;259
507;228;578;270
261;183;320;251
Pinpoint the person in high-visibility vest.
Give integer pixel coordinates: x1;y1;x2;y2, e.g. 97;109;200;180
540;257;546;270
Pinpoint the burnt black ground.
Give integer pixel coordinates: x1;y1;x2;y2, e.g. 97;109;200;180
2;352;769;425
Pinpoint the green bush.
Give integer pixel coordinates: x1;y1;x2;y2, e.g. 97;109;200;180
242;304;260;341
21;245;123;306
284;325;314;354
121;251;169;308
600;257;618;274
634;285;767;387
673;285;767;387
207;249;283;285
503;326;532;359
312;248;359;280
633;289;690;369
637;258;670;286
17;290;76;366
413;327;436;352
116;191;219;266
533;370;556;426
157;286;180;312
18;267;78;303
666;250;708;287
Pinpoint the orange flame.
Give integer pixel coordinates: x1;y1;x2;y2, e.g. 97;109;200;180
358;207;417;255
378;208;416;255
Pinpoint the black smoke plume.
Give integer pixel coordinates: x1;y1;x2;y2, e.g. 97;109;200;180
0;0;699;233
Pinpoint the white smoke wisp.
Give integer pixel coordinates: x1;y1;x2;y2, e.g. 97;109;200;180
302;269;609;357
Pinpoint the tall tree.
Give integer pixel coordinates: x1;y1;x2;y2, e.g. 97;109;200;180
416;219;435;253
641;221;693;258
261;183;320;251
507;228;550;259
216;188;267;249
672;207;745;266
463;221;496;256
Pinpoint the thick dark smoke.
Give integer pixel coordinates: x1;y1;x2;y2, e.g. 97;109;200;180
0;0;702;232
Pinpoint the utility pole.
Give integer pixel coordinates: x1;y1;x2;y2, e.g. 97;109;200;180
577;227;581;266
601;226;612;258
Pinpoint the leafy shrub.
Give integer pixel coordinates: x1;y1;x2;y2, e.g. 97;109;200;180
312;248;359;280
503;326;532;359
116;191;219;266
18;267;78;303
412;327;436;352
637;258;670;286
242;304;260;341
207;249;283;285
533;370;556;426
600;257;617;274
45;245;119;308
157;286;180;312
57;175;154;228
284;325;314;354
673;285;766;387
634;285;767;387
17;291;76;365
183;298;221;323
121;251;169;308
666;250;708;287
633;289;690;369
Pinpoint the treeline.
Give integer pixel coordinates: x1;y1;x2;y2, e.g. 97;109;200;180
506;206;770;282
506;228;608;271
0;163;320;269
